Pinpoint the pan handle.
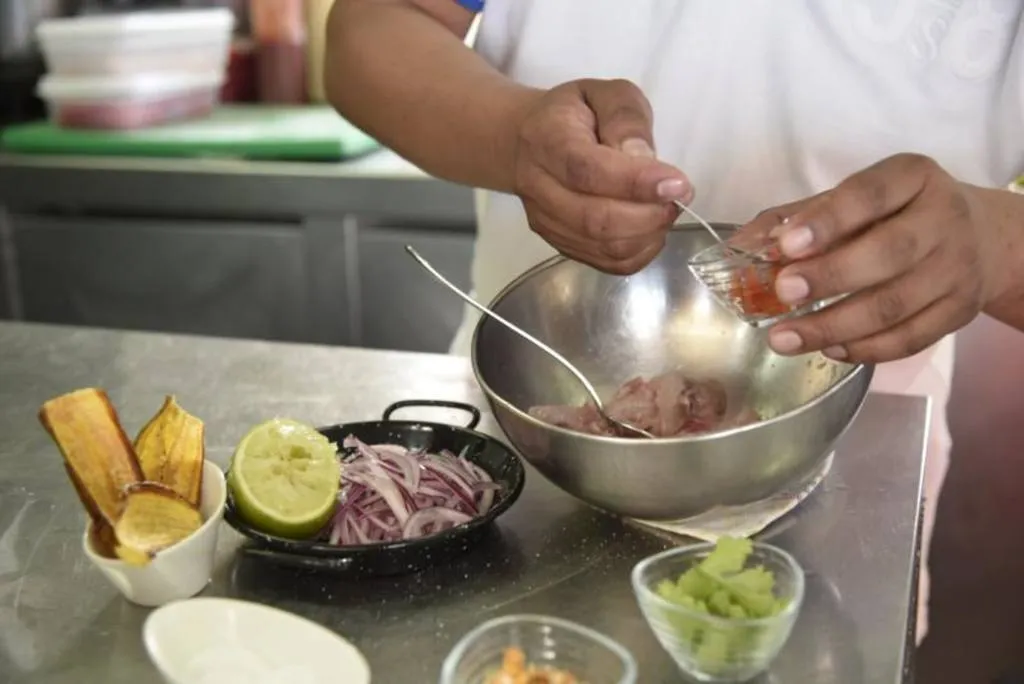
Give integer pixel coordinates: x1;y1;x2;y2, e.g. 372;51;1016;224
381;400;481;430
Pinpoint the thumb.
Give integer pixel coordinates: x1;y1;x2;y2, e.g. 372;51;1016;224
581;78;657;157
731;194;827;251
579;78;691;202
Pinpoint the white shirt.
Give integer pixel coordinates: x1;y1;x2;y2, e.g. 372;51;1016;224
447;0;1024;640
454;0;1023;332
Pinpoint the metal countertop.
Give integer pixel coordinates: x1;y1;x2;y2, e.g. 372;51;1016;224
0;322;925;683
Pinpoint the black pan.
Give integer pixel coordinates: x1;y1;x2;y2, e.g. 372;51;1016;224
223;399;526;577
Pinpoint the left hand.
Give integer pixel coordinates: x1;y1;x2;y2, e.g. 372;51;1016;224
738;153;1008;363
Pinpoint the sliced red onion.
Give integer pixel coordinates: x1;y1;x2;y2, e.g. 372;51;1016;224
401;507;473;540
344;467;411;527
370;443;410;456
343;435;379;461
421;456;479;512
327;435;504;546
474;481;502;514
380;450;420;491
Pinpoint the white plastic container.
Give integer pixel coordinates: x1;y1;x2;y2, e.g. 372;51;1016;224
37;71;224;130
36;9;234;77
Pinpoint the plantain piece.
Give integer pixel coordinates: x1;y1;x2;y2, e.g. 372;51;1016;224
88;519;119;559
113;482;203;566
39;388;143;526
134;396;205;508
64;463;117;558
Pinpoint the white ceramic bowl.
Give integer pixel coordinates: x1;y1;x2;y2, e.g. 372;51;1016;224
144;598;371;684
82;459;226;607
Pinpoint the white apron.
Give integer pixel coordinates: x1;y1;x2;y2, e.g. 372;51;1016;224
449;0;1024;643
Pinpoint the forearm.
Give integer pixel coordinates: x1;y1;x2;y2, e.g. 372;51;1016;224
978;185;1024;330
325;0;540;192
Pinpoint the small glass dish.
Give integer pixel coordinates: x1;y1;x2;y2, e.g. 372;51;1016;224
631;542;804;683
688;238;841;328
439;614;638;684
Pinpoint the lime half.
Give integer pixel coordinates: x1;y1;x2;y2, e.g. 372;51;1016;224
227;418;340;540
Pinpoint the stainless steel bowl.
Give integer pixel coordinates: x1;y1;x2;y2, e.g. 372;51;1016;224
471;224;873;520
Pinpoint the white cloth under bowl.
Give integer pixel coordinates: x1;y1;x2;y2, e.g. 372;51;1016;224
630;452;833;541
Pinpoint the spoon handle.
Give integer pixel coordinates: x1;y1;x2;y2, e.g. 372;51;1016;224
403;245;606;409
673;200;728;243
674;201;763;261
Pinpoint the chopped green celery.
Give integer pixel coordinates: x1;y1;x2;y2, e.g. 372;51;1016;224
653;536;790;675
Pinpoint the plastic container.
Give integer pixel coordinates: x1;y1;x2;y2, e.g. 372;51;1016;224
631;542;804;683
36;9;234;77
37;71;224;130
439;614;637;684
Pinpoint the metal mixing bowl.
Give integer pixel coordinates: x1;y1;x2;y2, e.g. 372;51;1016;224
471;224;873;520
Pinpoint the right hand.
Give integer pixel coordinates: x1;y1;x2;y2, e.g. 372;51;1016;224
509;79;693;275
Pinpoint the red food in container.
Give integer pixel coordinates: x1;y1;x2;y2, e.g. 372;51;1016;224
728;256;791;318
688;238;799;326
37;72;224;131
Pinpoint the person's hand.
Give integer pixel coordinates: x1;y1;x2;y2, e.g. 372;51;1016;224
509;79;693;274
739;153;1009;362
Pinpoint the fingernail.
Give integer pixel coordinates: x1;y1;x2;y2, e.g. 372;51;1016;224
779;226;814;256
824;345;848;360
656;178;689;201
768;221;788;238
681;184;696;204
621;138;655;158
775;274;810;303
769;329;803;354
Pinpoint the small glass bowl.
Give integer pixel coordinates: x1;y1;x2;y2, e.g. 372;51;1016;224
439;614;638;684
688;238;840;328
631;542;804;683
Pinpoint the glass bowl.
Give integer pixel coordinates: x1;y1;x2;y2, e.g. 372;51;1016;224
687;237;842;328
631;542;804;683
439;614;637;684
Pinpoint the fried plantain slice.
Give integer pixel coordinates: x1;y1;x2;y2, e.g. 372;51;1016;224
113;482;203;566
134;396;205;508
88;518;119;560
39;388;142;526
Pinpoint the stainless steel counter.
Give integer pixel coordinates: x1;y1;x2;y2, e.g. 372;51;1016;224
0;322;926;684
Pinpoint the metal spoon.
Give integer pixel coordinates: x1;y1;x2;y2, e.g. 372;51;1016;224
673;200;763;261
405;245;656;440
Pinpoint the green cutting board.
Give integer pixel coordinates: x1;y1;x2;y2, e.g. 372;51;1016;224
0;105;380;161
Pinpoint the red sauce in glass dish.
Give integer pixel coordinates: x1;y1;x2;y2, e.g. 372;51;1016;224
726;243;793;318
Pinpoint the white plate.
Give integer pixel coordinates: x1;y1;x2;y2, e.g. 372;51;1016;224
144;598;371;684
